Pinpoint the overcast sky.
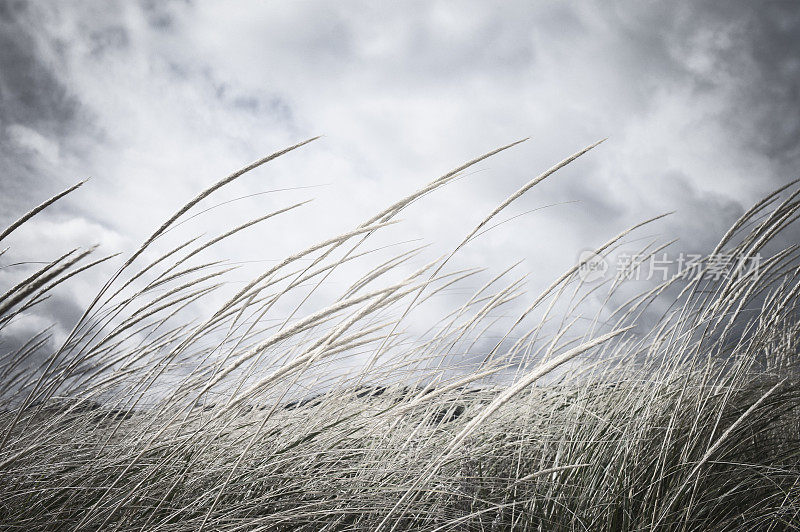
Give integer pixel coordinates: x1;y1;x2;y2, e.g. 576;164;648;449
1;0;799;352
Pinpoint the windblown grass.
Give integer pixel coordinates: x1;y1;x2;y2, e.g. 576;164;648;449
0;139;798;531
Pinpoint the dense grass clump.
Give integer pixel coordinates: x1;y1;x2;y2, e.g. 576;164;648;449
0;139;798;531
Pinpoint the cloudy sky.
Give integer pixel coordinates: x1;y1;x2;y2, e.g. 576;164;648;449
1;0;799;349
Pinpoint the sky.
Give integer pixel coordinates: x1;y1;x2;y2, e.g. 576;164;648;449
1;0;799;357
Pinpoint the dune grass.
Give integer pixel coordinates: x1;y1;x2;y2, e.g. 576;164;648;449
0;139;798;531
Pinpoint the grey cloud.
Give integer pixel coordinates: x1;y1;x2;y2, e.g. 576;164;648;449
0;1;94;218
0;290;83;356
669;1;800;171
87;25;129;58
660;171;746;253
139;0;182;30
1;0;799;360
0;1;79;135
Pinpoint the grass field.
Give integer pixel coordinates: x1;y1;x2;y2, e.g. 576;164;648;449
1;139;798;531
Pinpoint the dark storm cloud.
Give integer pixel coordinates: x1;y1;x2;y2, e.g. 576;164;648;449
0;1;78;133
593;0;799;182
0;292;84;356
661;171;746;252
0;0;89;217
677;1;800;170
658;0;800;250
1;0;799;360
